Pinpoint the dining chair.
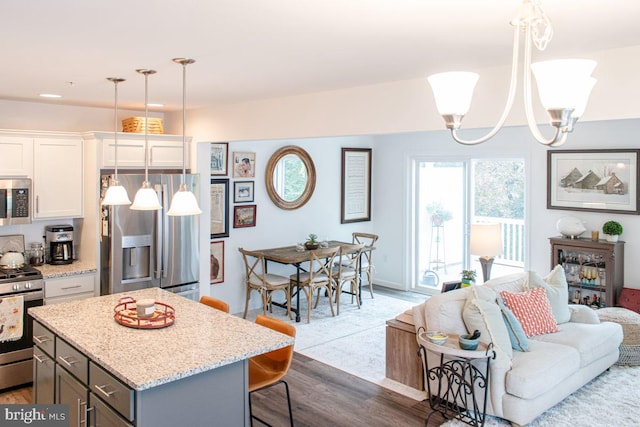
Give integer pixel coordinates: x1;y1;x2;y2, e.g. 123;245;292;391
352;232;379;298
199;295;230;313
289;246;339;323
332;243;365;315
248;315;296;427
240;248;293;319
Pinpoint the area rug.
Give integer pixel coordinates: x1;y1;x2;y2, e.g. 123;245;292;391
244;291;426;400
442;365;640;427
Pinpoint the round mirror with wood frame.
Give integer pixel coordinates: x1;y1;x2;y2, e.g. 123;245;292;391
265;145;316;210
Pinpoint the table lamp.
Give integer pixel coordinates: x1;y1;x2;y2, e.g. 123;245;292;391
470;223;503;282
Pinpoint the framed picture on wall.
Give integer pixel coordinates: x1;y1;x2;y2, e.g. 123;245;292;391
210;142;229;176
232;151;256;178
233;205;257;228
341;148;372;223
210;240;224;284
234;181;254;203
210;178;229;238
547;149;640;214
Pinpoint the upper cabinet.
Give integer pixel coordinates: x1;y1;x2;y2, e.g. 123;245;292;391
33;138;84;219
0;131;84;219
92;132;190;169
0;136;34;177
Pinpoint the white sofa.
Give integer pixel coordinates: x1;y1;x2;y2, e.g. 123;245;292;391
413;268;623;426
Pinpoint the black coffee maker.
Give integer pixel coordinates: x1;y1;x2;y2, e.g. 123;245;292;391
45;224;74;265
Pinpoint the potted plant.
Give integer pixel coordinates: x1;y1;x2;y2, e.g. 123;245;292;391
602;220;623;242
461;270;476;288
305;233;320;250
426;202;452;227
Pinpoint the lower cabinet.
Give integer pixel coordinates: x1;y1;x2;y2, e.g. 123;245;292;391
34;321;136;427
56;367;88;427
90;394;133;427
32;346;55;404
45;273;95;305
32;321;55;404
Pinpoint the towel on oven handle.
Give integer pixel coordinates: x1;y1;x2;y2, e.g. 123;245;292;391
0;295;24;342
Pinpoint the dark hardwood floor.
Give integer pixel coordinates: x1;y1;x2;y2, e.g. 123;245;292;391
1;353;443;426
251;353;442;427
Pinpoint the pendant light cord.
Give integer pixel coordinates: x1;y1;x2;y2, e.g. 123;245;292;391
181;61;187;185
144;71;149;184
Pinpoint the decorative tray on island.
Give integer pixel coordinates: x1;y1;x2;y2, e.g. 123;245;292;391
113;297;176;329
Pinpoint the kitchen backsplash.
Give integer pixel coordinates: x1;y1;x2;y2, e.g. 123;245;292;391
0;217;83;261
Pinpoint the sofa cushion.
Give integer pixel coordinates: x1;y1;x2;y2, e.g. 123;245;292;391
569;304;601;324
506;340;579;400
484;272;528;295
463;287;513;359
496;298;529;351
528;266;571;324
532;320;623;367
500;288;559;337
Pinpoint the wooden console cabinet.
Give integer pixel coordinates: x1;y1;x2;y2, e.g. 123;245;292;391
550;236;624;307
385;316;423;390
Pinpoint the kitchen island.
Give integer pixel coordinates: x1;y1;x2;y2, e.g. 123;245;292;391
28;288;294;426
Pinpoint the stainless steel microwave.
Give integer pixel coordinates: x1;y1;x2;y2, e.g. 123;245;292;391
0;178;31;225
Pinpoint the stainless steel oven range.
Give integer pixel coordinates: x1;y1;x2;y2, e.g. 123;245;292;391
0;235;44;390
0;264;43;390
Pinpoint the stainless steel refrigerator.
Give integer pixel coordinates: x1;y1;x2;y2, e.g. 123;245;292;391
100;173;200;300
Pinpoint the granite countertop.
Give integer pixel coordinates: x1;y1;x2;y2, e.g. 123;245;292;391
28;288;294;391
36;260;97;279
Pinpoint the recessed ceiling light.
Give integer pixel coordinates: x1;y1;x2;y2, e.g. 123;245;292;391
147;103;164;107
39;93;62;99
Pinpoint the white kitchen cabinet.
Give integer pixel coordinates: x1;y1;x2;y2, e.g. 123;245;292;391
98;133;189;169
0;136;33;177
33;137;83;219
45;273;95;305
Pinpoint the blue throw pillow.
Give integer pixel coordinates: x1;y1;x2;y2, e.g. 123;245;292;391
497;297;529;352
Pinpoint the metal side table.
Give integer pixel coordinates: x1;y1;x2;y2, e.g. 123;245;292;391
417;331;496;427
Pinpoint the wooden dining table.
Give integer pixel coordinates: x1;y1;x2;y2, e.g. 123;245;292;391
253;240;360;323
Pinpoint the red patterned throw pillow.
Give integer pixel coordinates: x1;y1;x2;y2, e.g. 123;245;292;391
500;288;559;337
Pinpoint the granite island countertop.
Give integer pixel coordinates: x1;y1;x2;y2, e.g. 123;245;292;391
37;260;97;278
28;288;294;391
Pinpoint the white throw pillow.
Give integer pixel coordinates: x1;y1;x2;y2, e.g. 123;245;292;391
527;266;571;324
462;286;513;359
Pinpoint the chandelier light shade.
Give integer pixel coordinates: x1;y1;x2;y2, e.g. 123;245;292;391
427;0;597;146
102;77;131;206
131;69;162;211
167;57;202;216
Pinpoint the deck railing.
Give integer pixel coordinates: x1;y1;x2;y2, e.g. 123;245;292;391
474;216;525;267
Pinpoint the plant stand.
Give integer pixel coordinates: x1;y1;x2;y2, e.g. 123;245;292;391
428;223;447;273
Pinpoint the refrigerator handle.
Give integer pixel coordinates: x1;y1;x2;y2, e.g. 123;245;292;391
162;183;169;279
155;185;163;279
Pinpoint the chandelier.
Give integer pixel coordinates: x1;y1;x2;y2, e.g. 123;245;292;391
427;0;597;146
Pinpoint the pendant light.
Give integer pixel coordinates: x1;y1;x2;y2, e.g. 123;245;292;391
102;77;131;205
167;58;202;216
130;69;162;211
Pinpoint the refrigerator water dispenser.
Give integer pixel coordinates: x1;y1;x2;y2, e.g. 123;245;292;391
121;234;152;283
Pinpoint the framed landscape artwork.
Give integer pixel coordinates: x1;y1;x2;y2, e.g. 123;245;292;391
234;181;254;203
233;205;257;228
210;178;229;238
341;148;372;223
547;149;640;214
210;142;228;176
210;240;224;284
232;151;256;178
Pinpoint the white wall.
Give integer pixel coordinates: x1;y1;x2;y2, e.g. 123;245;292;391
371;120;640;292
192;135;376;313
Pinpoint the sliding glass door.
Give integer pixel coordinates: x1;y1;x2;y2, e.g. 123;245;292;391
412;158;525;293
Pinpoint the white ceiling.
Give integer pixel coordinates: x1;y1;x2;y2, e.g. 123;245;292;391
2;0;639;112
